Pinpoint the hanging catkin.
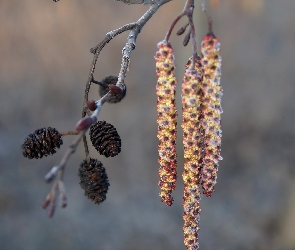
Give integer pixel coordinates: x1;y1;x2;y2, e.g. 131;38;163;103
200;32;223;197
182;56;203;250
155;41;178;206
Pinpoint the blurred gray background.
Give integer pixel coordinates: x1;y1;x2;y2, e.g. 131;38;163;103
1;0;295;249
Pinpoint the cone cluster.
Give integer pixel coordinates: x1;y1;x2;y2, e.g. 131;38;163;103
22;127;63;159
78;158;109;205
89;121;121;158
155;41;178;206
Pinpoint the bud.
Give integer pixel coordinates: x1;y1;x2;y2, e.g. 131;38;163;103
75;116;96;131
97;76;126;103
87;100;97;111
176;25;187;36
183;31;191;46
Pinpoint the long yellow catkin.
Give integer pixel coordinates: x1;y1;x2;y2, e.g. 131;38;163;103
182;56;203;250
155;41;178;206
200;33;223;197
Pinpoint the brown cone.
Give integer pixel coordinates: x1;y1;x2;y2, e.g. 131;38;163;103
78;158;109;205
22;127;63;159
89;121;121;157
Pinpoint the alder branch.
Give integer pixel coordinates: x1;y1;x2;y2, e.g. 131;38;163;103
82;0;171;159
43;0;171;218
42;91;112;217
117;0;172;85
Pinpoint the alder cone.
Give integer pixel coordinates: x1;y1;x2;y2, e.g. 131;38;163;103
89;121;121;157
22;127;63;159
78;158;109;205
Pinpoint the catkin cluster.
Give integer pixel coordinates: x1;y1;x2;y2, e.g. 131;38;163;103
155;41;178;206
155;31;222;250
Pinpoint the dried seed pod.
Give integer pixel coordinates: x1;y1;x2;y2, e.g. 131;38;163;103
200;32;223;197
22;127;63;159
89;121;121;157
78;158;109;205
155;40;178;206
97;76;126;103
182;56;203;250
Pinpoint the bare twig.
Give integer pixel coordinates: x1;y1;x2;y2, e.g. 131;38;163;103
164;0;198;68
118;1;172;86
187;1;198;68
60;131;79;136
199;0;213;33
115;0;168;4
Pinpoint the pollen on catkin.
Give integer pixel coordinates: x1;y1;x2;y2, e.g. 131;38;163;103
155;40;178;206
200;32;223;197
182;56;203;250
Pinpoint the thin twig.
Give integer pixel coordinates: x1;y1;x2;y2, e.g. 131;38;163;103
164;0;192;41
117;0;171;86
187;0;198;69
199;0;213;33
116;0;170;5
60;131;79;136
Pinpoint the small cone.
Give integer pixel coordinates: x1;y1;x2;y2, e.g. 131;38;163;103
78;158;109;205
89;121;121;157
22;127;63;159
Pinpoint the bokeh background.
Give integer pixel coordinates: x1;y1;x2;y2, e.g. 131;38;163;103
1;0;295;249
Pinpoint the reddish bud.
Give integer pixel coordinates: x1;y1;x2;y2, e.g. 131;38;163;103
42;197;51;209
87;100;96;111
60;194;67;208
75;117;96;131
48;203;55;218
183;32;191;46
176;26;186;36
109;84;123;95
